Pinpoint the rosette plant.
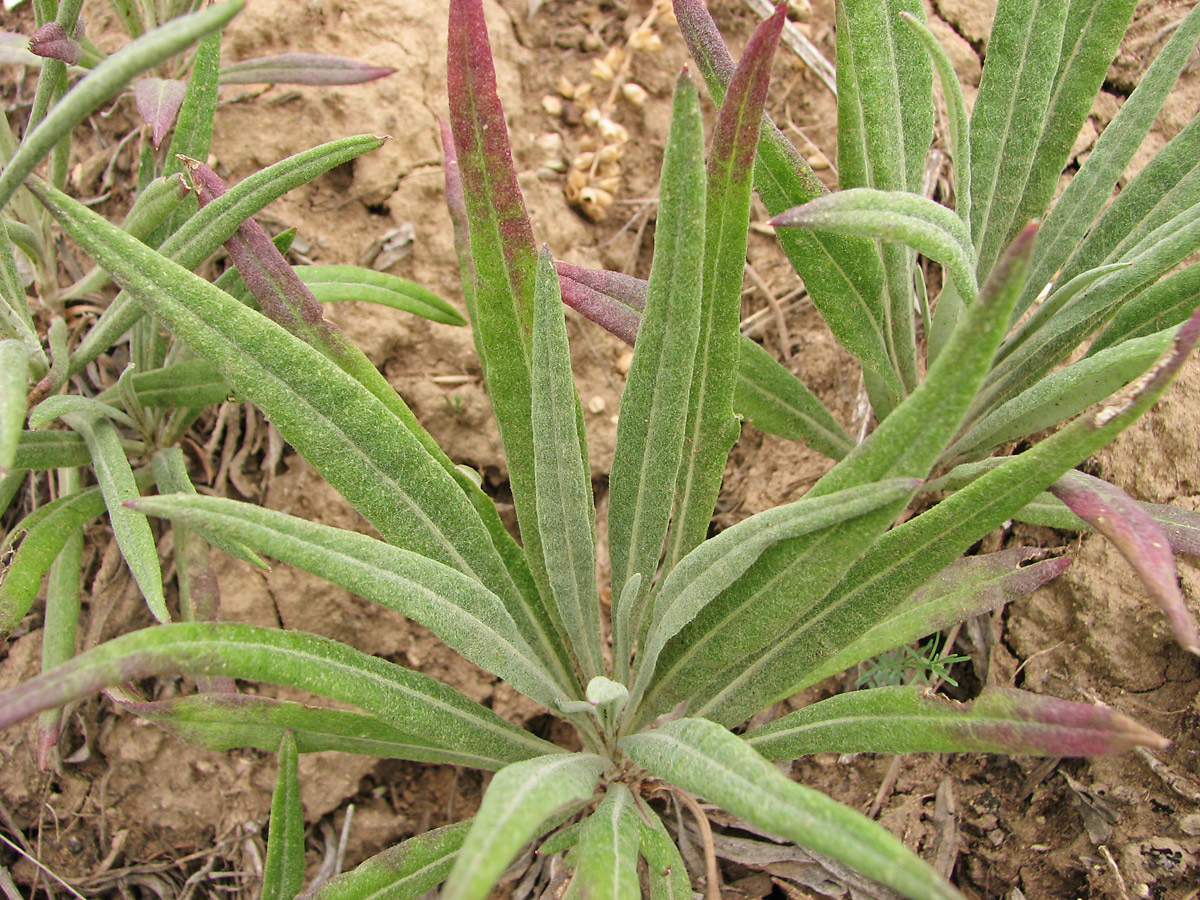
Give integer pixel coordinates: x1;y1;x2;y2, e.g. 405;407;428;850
0;1;1197;900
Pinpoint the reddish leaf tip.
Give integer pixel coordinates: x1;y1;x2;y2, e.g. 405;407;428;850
29;22;81;65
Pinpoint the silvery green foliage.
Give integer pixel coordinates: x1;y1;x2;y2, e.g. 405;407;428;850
0;2;1197;899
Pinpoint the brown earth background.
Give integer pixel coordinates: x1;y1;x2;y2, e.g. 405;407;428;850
1;0;1199;898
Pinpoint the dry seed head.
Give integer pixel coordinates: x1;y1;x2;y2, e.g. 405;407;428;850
573;81;594;100
542;94;565;117
583;106;602;127
573;151;597;171
603;46;626;69
557;75;577;99
578;186;614;221
596;175;622;193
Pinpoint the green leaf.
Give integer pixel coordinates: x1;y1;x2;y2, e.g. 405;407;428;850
1091;265;1200;353
1006;0;1138;261
29;395;137;430
569;784;642;900
746;686;1168;759
608;69;706;675
772;188;978;304
262;733;305;900
0;339;29;473
703;307;1200;724
760;548;1070;698
298;266;464;326
1059;114;1200;295
0;1;244;213
951;326;1174;460
60;412;167;622
622;718;963;900
733;338;853;459
674;0;901;409
665;1;784;571
96;358;235;410
638;807;692;900
630;479;921;719
1020;1;1200;315
0;622;561;766
969;0;1068;281
129;493;566;708
157;30;220;237
119;693;509;769
641;226;1036;728
28;178;554;672
447;0;553;611
555;264;852;458
900;12;971;225
440;753;605;900
531;249;601;683
11;429;106;470
301;821;471;900
69;134;387;378
834;0;932;391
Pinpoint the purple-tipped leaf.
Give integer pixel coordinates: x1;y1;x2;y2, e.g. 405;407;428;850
746;686;1170;759
28;22;81;66
555;262;645;345
135;78;187;148
219;53;395;86
181;158;341;345
1143;502;1200;557
1050;469;1199;655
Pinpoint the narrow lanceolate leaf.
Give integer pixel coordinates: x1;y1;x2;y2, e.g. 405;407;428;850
835;0;932;390
1091;265;1200;354
129;493;566;708
640;227;1037;729
219;53;395;85
629;479;920;716
1058;114;1200;295
1050;470;1199;654
556;264;852;458
622;719;963;900
60;413;167;623
900;12;971;224
950;327;1174;461
673;0;901;409
70;135;387;377
969;0;1067;281
29;395;136;430
570;784;642;900
117;694;508;769
745;686;1169;759
262;733;305;900
440;754;605;900
667;3;784;570
1020;2;1200;316
0;339;28;472
531;250;601;682
638;808;692;900
298;266;464;325
1004;0;1138;265
29;179;549;675
96;358;234;410
0;623;560;765
608;69;706;675
0;1;243;212
447;0;550;605
771;189;978;304
299;822;471;900
704;306;1200;725
133;77;186;148
157;31;220;237
762;548;1071;699
0;483;125;632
